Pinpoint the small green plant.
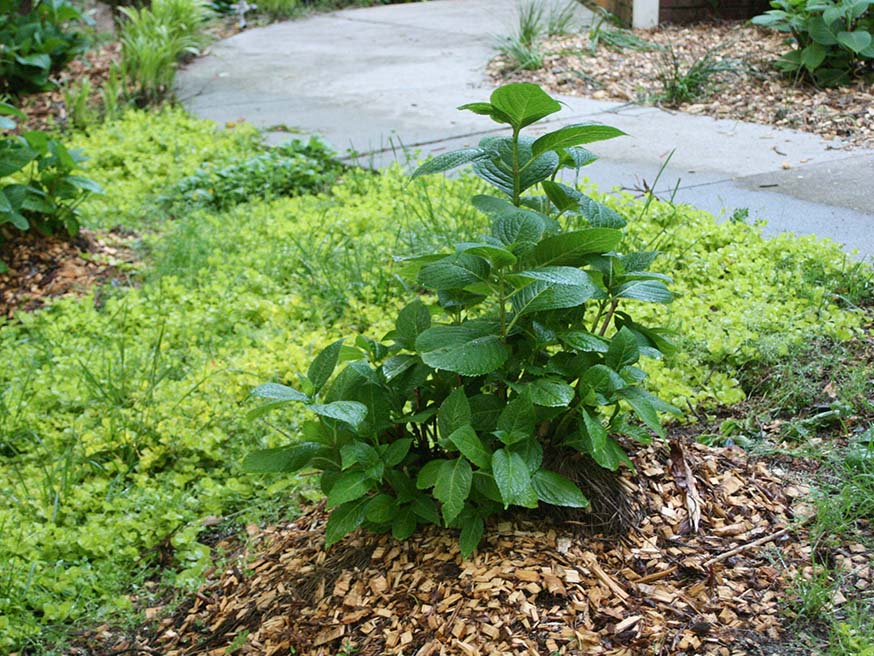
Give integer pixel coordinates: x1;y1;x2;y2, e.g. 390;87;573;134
0;102;101;271
753;0;874;86
244;83;679;556
546;1;579;36
587;9;663;53
117;0;209;104
162;137;342;211
655;46;739;106
496;1;546;71
0;0;88;96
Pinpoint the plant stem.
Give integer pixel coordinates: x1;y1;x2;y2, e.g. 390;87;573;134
511;127;521;206
598;299;619;336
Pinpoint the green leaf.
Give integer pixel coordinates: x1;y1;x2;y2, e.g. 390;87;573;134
418;253;490;290
308;339;344;393
324;498;369;548
837;30;872;53
434;458;473;525
387;470;418;502
411;495;440;524
416;459;447;489
392;506;418;539
579;410;632;471
411;148;487;179
469;394;505;432
0;102;26;120
340;441;381;471
558;146;598;169
326;471;373;508
459;515;485;557
448;425;491;469
457;101;513;125
0;144;38;177
558;330;609;353
65;175;103;194
15;53;51;70
491;208;546;247
617;387;679;436
382;438;413;467
365;494;396;523
801;43;827;71
395;299;431;349
491;448;531;508
511;266;600;288
496;395;535;445
510;278;595;317
0;117;16;130
0;191;12;213
416;324;509;376
614;279;673;303
541;180;581;213
456;242;517;267
438;388;471;441
251;382;308;401
473;136;559;197
308;401;368;430
531;470;590;508
510;437;543;473
489;83;562;130
242;442;324;473
531;123;625;158
605;327;640;369
524;379;575;407
525;228;623;267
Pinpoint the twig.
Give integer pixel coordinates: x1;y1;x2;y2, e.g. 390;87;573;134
702;516;813;567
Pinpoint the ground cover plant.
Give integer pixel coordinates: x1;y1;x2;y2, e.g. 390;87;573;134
0;103;869;652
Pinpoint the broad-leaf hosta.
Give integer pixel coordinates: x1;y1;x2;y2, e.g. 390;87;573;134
245;83;680;556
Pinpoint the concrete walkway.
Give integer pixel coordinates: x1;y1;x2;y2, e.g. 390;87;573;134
176;0;874;258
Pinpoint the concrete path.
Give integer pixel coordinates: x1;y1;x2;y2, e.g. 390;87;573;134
177;0;874;259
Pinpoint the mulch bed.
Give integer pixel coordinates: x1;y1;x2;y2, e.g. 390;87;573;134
0;230;135;318
489;21;874;150
82;440;872;655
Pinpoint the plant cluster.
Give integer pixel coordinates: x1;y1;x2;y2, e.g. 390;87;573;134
116;0;210;104
244;84;680;555
496;1;578;71
0;102;101;271
753;0;874;86
0;0;88;96
587;9;664;53
162;137;342;211
654;45;740;106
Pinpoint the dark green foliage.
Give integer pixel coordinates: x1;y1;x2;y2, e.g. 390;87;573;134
162;137;342;211
0;0;88;96
753;0;874;85
0;102;101;271
245;83;679;556
655;46;740;106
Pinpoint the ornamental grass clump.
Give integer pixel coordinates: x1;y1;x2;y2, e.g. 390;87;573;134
245;83;680;556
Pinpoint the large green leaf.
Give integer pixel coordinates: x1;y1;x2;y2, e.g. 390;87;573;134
416;459;447;489
392;506;418;539
326;470;373;508
411;148;487;179
524;378;575;407
801;43;827;71
491;448;531;507
455;242;517;267
0;143;38;177
605;326;640;369
473;136;559;197
531;123;625;158
489;83;561;130
491;207;547;247
457;101;513;125
558;330;609;353
448;425;491;469
579;410;632;471
242;442;324;473
510;278;596;317
438;388;472;441
418;253;490;290
614;279;673;303
511;266;603;290
324;498;369;548
837;30;872;53
382;438;413;467
395;299;431;349
617;387;679;436
365;494;396;524
525;228;623;267
495;395;535;445
434;458;473;525
459;514;485;557
531;470;589;508
308;401;368;430
416;324;508;376
307;339;344;393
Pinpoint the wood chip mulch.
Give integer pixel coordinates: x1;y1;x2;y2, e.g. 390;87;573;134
92;440;871;656
0;229;135;318
489;22;874;150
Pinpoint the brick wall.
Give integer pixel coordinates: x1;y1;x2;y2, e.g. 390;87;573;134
591;0;634;27
659;0;772;23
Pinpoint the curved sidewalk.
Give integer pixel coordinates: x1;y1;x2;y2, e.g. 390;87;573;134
176;0;874;258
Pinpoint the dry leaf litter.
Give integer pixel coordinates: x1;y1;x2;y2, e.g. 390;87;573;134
490;22;874;149
99;440;873;656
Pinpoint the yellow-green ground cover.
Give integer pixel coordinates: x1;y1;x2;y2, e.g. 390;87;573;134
0;109;866;652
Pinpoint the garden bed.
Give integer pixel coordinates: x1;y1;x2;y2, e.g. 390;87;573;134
489;21;874;149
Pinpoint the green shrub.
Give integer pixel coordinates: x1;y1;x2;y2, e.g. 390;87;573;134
753;0;874;86
655;46;739;106
162;137;342;211
0;0;87;96
244;84;681;555
117;0;209;104
0;102;101;271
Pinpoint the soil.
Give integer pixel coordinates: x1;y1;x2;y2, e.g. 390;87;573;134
64;440;874;656
0;229;137;319
489;21;874;150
